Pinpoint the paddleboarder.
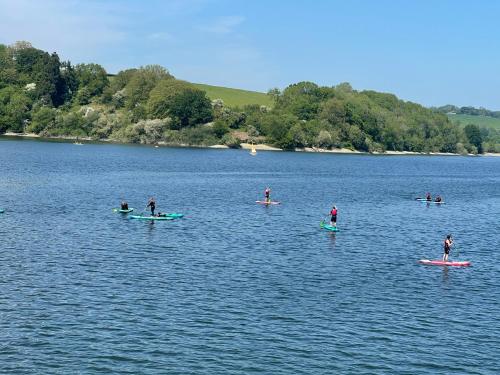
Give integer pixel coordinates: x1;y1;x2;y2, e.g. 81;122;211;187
426;192;432;201
264;187;271;203
147;197;156;216
120;201;129;210
330;205;338;227
435;195;442;203
443;234;453;262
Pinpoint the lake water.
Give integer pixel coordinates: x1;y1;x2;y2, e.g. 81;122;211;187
0;137;499;374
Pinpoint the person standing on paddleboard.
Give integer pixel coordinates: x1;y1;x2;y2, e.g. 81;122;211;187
147;197;156;216
330;205;338;227
265;187;271;203
443;234;453;261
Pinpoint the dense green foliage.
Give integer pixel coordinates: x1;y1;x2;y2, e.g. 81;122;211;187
0;42;498;153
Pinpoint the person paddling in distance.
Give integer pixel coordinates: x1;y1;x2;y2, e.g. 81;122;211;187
120;201;129;210
330;205;338;227
147;197;156;216
264;187;271;203
443;234;453;262
426;192;432;201
435;195;442;203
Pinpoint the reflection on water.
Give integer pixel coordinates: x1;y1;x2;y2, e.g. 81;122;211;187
442;266;450;284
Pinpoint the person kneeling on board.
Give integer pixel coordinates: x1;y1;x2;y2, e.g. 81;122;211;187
121;201;129;210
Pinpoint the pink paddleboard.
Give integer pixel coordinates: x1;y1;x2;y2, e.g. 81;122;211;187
256;201;281;205
419;259;471;267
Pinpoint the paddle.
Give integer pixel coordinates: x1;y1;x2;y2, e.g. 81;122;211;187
453;244;460;259
320;215;329;228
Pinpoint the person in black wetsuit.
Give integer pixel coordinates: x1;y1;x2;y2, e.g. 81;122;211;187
121;201;129;210
443;234;453;261
147;197;156;216
426;192;432;201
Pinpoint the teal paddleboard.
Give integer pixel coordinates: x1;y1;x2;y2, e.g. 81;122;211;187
158;213;184;218
320;221;339;232
130;215;173;221
113;208;134;213
416;198;445;204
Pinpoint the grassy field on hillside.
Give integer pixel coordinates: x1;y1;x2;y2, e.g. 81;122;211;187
194;83;273;108
447;114;500;129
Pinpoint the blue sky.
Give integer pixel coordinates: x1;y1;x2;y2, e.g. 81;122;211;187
1;0;499;109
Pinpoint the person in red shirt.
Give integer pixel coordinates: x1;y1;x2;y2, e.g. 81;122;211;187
330;205;338;227
264;187;271;203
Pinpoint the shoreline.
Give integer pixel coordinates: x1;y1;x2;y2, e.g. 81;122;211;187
2;132;499;157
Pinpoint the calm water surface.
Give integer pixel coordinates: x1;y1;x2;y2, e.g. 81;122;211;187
0;138;499;374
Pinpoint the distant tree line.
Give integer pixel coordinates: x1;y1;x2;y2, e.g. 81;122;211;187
0;41;498;153
434;104;500;119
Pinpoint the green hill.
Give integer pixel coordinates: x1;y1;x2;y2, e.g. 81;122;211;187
447;114;500;129
193;83;273;108
2;42;497;153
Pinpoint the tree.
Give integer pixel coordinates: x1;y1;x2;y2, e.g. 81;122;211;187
346;125;368;151
110;69;138;92
147;79;192;118
28;106;56;133
276;81;324;120
316;130;335;148
0;87;31;133
168;88;213;128
464;124;483;153
11;46;68;106
261;112;299;147
320;97;347;128
0;44;18;88
75;63;109;97
76;87;92;105
212;120;230;138
287;123;307;148
124;65;173;109
59;61;78;104
267;88;281;104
